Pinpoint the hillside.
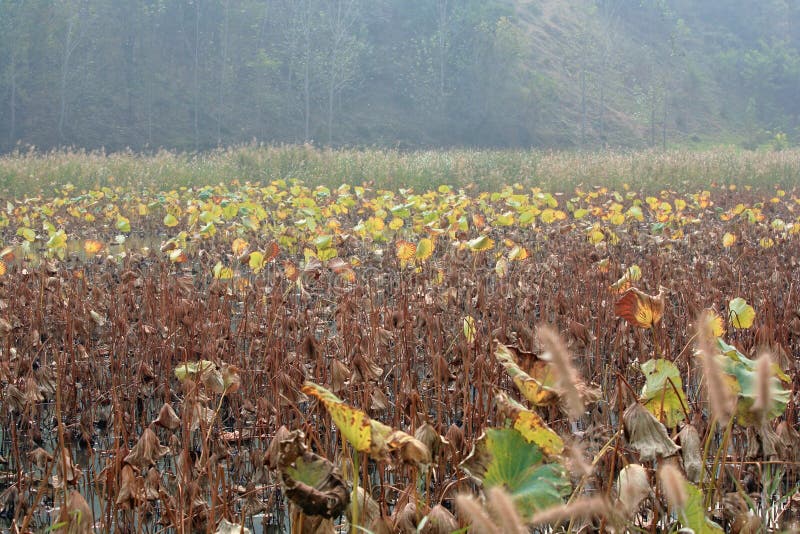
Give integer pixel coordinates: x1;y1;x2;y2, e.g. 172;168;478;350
0;1;797;152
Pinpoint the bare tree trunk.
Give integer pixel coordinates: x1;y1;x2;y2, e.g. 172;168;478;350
194;0;200;150
217;0;230;145
59;17;78;143
303;1;311;143
662;91;667;149
437;0;449;104
580;67;586;148
9;57;16;147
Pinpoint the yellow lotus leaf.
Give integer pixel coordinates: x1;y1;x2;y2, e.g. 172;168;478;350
231;238;248;256
467;235;494;252
509;245;529;261
759;237;775;248
728;297;755;329
722;233;736;247
18;227;36;242
588;228;605;244
395;240;416;261
496;392;564;457
116;217;131;233
615;287;665;329
463;316;476;343
703;308;725;337
213;262;234;280
303;382;372;453
415;238;434;262
163;214;179;227
495;257;508;278
248;251;266;273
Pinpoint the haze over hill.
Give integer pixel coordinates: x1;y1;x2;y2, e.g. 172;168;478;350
0;0;797;152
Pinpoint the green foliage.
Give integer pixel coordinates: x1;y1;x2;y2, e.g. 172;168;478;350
0;1;797;151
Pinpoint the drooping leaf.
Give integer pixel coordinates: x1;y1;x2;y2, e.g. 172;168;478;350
495;392;564;457
463;316;476;343
273;428;350;520
610;264;642;293
460;428;570;518
639;359;688;428
302;382;371;453
212;261;234;280
495;342;558;407
302;382;429;464
622;403;680;461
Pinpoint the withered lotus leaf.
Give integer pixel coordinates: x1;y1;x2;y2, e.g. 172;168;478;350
115;463;143;509
677;424;702;483
349;487;381;531
422;504;458;534
302;381;429;464
614;287;665;329
143;467;162;501
275;429;350;520
616;464;650;518
59;490;93;534
622;403;680;461
124;427;170;469
414;423;450;463
215;518;252;534
152;402;181;430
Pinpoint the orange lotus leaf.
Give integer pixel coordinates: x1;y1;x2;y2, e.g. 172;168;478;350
614;287;665;329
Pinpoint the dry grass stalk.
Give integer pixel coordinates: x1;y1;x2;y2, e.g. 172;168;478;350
486;487;527;534
659;463;688;511
751;352;773;419
697;311;734;424
537;324;585;419
455;494;498;534
528;496;609;526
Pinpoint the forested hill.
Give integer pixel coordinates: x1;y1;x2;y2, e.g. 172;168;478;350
0;1;798;153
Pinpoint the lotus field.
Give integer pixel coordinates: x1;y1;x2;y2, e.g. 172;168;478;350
1;166;800;533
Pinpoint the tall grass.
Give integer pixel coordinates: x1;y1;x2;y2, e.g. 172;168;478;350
0;144;798;196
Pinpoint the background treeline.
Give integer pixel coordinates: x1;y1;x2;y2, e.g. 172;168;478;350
0;0;798;152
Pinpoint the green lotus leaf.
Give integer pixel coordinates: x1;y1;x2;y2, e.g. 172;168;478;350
460;428;570;517
716;338;790;426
